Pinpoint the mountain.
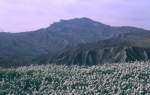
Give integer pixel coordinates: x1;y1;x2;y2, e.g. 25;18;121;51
0;17;150;67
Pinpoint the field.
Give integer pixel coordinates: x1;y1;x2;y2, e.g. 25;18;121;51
0;62;150;95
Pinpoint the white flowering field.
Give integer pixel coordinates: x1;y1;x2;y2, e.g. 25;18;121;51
0;62;150;95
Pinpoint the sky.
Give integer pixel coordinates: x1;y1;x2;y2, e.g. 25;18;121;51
0;0;150;32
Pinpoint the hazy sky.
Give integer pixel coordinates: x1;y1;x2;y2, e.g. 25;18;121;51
0;0;150;32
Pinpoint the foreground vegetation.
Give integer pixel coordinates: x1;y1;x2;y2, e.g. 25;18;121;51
0;62;150;95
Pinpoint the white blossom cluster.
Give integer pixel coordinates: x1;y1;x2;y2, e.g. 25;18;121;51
0;62;150;95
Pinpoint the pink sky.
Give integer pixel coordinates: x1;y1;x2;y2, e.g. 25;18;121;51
0;0;150;32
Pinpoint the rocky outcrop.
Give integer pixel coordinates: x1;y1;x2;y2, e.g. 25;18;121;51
49;34;150;65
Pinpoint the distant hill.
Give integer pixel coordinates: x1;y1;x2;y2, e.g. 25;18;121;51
0;18;150;67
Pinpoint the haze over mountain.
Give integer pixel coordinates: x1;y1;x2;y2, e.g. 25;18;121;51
0;18;150;67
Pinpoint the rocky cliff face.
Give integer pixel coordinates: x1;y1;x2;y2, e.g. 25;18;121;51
49;45;150;65
48;33;150;65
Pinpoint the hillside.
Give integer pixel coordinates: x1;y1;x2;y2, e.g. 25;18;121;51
0;62;150;94
40;32;150;65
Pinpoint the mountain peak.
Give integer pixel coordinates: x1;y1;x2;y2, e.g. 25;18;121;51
58;17;105;25
60;17;93;22
61;17;95;22
48;17;109;31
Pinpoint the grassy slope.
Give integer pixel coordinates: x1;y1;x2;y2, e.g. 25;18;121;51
0;62;150;95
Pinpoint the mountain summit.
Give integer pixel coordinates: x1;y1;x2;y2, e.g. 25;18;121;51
48;18;110;34
50;17;108;27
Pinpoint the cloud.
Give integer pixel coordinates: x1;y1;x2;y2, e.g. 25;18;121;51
0;0;150;32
